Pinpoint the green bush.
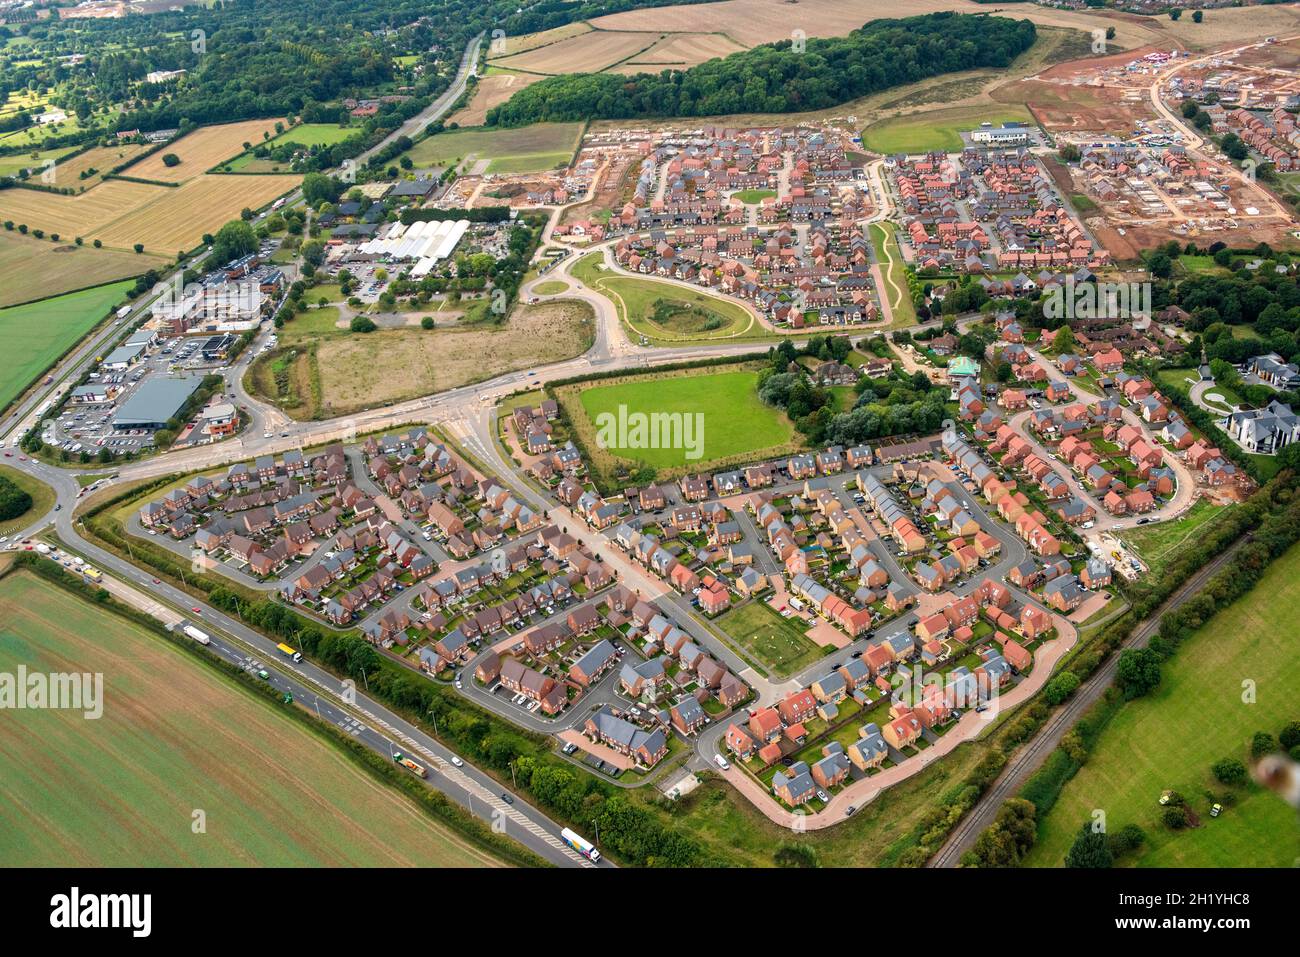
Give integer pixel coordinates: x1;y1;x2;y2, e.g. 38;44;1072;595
1212;758;1247;786
0;474;33;521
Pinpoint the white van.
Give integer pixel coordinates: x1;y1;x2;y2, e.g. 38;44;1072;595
714;755;731;771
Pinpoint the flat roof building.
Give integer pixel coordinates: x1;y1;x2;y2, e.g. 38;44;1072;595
113;374;205;430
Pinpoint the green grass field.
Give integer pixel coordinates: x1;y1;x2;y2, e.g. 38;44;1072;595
221;123;360;172
712;600;828;679
0;279;134;412
0;571;507;867
732;189;776;204
869;222;915;326
0;465;54;537
1069;193;1098;215
532;279;568;295
576;369;794;470
1177;254;1227;276
570;252;759;343
861;105;1034;154
1024;542;1300;867
1119;499;1228;581
0;146;71;178
404;122;583;174
268;123;357;148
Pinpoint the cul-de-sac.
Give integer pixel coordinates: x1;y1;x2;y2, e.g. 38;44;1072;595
1;0;1298;875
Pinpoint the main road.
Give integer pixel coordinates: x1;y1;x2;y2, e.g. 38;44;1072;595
34;457;600;868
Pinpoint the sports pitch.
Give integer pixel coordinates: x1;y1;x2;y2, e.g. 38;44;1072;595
575;369;794;469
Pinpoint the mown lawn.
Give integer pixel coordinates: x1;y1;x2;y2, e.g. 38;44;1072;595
0;465;55;537
869;222;915;326
570;252;758;343
861;105;1034;154
712;600;829;679
1119;499;1228;581
576;369;794;470
1024;542;1300;867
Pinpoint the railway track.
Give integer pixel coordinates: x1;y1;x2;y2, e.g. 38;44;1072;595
929;538;1247;867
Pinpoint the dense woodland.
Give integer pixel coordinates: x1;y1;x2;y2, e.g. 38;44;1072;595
0;0;687;151
759;336;948;446
486;13;1038;125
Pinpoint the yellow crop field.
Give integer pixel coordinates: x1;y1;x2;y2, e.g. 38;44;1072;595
0;172;298;253
121;118;288;182
0;178;164;239
93;174;300;251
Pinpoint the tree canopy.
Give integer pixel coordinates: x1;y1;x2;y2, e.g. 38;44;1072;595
487;13;1037;125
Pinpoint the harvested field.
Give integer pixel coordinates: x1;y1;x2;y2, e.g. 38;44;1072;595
584;24;1092;136
121;118;288;181
587;0;1288;52
491;30;660;75
93;174;299;251
0;172;299;254
0;178;164;240
492;20;594;56
0;230;153;307
0;571;508;867
50;142;152;189
449;71;543;127
620;31;747;68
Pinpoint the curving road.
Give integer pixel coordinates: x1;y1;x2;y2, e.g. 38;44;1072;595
927;536;1246;867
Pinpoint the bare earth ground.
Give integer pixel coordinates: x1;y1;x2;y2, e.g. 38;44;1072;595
313;299;595;417
451;71;544;126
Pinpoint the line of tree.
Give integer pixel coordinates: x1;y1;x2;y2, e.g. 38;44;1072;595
964;469;1300;867
487;13;1037;126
